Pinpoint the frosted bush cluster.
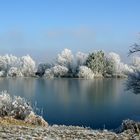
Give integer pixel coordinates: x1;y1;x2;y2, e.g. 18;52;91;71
57;49;74;71
78;66;94;79
19;55;36;77
0;70;5;77
86;50;106;76
36;63;51;76
38;49;138;79
76;52;88;66
0;54;36;77
0;91;33;120
0;48;139;79
44;69;54;79
107;52;133;75
7;67;23;77
44;49;91;78
44;65;68;78
51;65;68;77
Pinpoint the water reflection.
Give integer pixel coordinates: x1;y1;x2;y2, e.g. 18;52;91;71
0;78;36;99
126;76;140;94
0;78;140;129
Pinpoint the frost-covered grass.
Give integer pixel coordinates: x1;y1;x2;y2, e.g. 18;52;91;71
0;117;36;127
0;91;33;120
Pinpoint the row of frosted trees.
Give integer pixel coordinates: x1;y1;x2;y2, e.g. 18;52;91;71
0;55;35;77
0;48;139;79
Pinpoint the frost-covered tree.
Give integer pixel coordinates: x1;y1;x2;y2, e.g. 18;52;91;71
104;57;114;75
7;67;23;77
86;50;106;76
107;52;132;75
43;49;88;78
107;52;122;73
0;54;36;77
36;63;52;77
0;49;134;78
78;66;94;79
0;54;19;72
76;52;88;66
57;48;74;71
85;51;132;77
44;65;68;78
19;55;36;77
44;69;54;79
0;70;5;77
51;65;68;77
129;43;140;55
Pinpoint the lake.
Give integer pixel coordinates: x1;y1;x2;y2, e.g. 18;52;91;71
0;78;140;129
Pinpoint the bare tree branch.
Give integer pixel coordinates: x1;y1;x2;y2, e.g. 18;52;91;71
128;43;140;56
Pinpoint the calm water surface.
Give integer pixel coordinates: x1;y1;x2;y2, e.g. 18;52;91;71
0;78;140;129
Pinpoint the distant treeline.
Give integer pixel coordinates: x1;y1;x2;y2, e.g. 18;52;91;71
0;49;139;79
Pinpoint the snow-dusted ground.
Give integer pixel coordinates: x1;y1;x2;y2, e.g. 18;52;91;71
0;119;140;140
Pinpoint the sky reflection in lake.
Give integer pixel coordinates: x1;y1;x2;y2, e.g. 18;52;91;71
0;78;140;129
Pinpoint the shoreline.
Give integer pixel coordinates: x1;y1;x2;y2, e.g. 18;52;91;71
0;117;140;140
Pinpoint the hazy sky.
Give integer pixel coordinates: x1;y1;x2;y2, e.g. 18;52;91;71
0;0;140;62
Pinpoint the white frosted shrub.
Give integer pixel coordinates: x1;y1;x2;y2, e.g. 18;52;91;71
36;63;51;76
57;48;74;69
44;65;68;78
78;66;94;79
12;96;32;119
0;54;36;77
19;55;36;76
0;54;19;71
0;71;5;77
0;91;33;120
121;64;133;74
0;91;12;116
86;50;107;76
44;69;54;79
108;52;121;64
56;49;89;76
107;52;121;74
107;52;132;75
76;52;88;66
52;65;68;77
7;67;23;77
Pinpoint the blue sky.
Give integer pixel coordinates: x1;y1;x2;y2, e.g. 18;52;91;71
0;0;140;62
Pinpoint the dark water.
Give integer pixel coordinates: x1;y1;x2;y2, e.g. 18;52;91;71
0;78;140;129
